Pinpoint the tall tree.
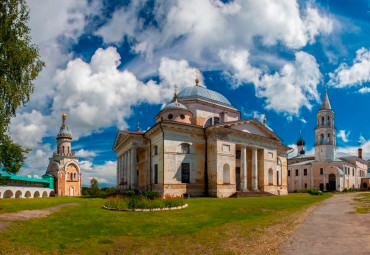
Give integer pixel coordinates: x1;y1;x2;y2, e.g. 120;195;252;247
0;0;44;176
90;178;100;197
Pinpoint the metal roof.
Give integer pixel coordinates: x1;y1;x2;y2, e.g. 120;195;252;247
0;172;53;183
177;85;232;106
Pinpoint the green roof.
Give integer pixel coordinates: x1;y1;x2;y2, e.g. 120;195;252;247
1;172;52;183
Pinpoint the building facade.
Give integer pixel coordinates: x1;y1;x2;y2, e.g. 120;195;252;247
288;88;368;192
113;78;290;198
46;113;82;196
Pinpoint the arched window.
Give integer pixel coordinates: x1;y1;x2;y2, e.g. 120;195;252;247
70;173;73;180
268;168;273;185
204;118;212;128
214;117;220;125
68;146;70;153
181;143;190;154
153;145;158;155
223;164;230;184
327;116;330;126
62;146;65;154
321;134;325;144
74;173;76;179
327;133;331;143
321;116;325;125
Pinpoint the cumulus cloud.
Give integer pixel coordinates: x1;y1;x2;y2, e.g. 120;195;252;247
75;149;97;158
80;160;116;186
338;139;370;160
329;47;370;89
337;130;350;143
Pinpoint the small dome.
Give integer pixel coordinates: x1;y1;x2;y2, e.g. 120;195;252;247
299;148;305;155
163;100;188;111
296;136;305;146
57;113;72;139
177;85;232;106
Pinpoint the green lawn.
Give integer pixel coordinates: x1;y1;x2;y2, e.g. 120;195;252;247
353;193;370;214
0;194;330;254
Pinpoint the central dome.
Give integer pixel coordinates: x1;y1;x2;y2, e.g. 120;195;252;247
177;86;232;106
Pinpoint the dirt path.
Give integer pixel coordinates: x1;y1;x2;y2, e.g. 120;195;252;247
279;193;370;255
0;202;79;231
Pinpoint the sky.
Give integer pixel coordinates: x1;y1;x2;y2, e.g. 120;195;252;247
7;0;370;186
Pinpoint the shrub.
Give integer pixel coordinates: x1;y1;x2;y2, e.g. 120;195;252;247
307;188;323;195
125;190;136;197
342;187;348;192
145;191;159;200
104;194;185;210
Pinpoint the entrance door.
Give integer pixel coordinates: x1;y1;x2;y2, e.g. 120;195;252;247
329;174;336;191
319;183;324;191
70;186;74;196
236;167;241;191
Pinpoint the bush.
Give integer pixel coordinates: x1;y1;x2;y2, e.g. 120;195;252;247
104;194;185;210
144;191;159;200
125;190;136;197
342;187;348;192
307;188;323;195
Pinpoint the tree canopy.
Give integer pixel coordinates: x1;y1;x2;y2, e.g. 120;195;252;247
0;0;44;175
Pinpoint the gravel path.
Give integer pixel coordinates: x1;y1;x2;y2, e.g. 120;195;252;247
279;193;370;255
0;202;79;231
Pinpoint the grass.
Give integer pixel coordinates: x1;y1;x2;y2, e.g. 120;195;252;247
0;196;82;213
0;194;330;254
353;193;370;214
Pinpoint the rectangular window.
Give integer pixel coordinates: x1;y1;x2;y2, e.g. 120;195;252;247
288;170;290;176
304;183;307;189
154;164;158;184
181;163;190;183
304;169;307;176
320;168;323;175
222;144;230;152
352;169;354;176
154;145;158;155
236;150;241;159
268;152;273;158
295;169;299;176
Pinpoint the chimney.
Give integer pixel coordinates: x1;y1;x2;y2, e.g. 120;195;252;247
358;148;362;159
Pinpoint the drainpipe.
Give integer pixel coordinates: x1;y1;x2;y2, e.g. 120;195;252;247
159;122;165;195
143;134;152;191
203;128;209;197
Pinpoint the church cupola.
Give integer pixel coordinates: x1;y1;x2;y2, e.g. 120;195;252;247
296;130;306;156
314;86;336;161
56;113;73;156
155;85;193;124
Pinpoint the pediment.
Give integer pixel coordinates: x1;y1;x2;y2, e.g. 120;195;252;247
220;119;281;141
112;131;128;151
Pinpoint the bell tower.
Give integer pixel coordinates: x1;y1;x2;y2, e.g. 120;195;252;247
314;86;336;161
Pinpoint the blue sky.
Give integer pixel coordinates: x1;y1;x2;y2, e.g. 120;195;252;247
9;0;370;186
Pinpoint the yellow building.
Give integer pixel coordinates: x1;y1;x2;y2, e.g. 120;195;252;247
113;77;290;197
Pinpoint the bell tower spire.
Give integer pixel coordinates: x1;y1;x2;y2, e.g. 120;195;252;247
314;86;336;161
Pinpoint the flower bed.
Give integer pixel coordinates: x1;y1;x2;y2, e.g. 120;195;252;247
103;192;187;212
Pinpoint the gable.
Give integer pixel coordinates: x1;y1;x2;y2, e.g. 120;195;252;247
230;123;269;137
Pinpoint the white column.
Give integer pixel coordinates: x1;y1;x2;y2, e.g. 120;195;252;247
120;156;124;190
252;148;258;191
117;155;120;188
241;146;248;191
127;149;131;190
131;148;136;189
124;152;127;190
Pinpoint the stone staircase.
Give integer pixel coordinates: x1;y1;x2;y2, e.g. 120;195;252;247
230;190;276;198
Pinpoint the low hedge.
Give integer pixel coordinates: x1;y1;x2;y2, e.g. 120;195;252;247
104;192;185;210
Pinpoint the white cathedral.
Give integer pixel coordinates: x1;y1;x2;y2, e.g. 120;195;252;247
113;73;290;198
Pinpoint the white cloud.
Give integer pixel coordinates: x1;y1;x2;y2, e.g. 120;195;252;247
96;0;332;67
75;149;97;158
81;160;116;186
257;51;321;115
9;110;49;148
358;87;370;94
329;47;370;89
337;130;350;143
338;139;370;160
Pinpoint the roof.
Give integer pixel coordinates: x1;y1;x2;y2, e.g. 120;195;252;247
177;85;232;106
163;99;188;111
320;87;332;110
296;135;305;146
289;159;315;166
0;172;53;183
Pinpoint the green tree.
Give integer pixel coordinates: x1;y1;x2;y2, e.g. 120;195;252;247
90;178;100;197
0;0;44;177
